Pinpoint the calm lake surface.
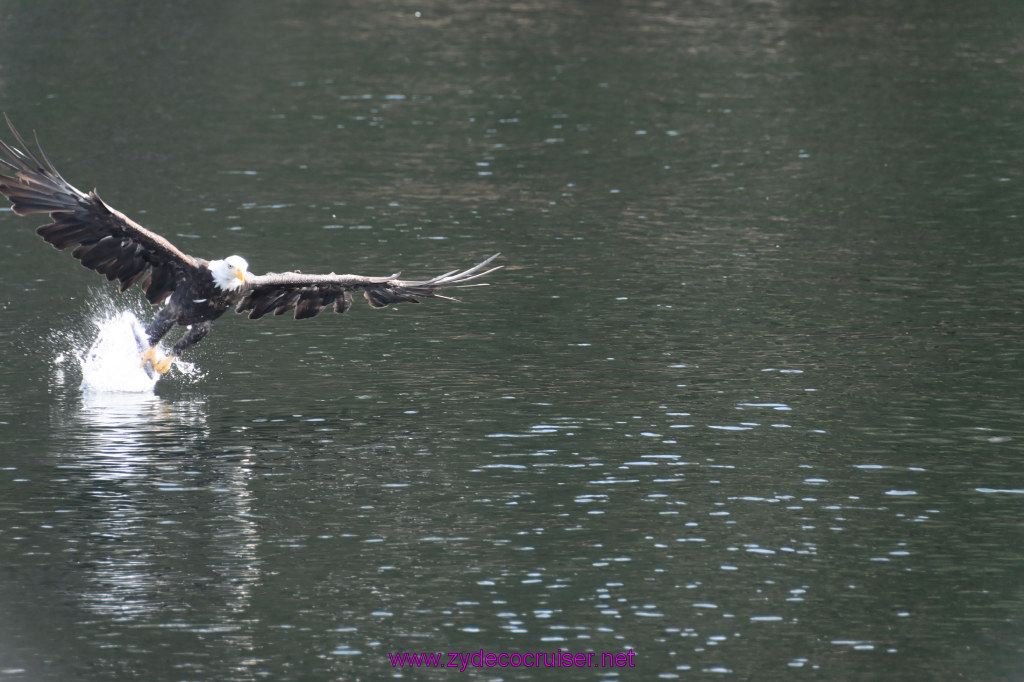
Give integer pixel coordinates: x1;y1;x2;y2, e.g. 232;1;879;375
1;1;1023;680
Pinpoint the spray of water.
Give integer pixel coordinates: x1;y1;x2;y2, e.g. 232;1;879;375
79;311;161;393
50;292;204;393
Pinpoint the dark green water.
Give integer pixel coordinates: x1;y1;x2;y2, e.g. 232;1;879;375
1;1;1023;680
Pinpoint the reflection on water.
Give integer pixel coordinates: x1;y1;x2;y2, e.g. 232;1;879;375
75;390;194;456
39;395;264;681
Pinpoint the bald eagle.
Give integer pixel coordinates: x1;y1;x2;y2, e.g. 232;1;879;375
0;117;500;375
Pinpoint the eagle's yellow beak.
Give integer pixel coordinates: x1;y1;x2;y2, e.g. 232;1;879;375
235;269;246;283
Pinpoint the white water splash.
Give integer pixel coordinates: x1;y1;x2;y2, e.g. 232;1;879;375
79;311;162;393
47;291;206;393
59;309;202;393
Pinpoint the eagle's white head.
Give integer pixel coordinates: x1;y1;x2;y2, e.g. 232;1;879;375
210;255;249;291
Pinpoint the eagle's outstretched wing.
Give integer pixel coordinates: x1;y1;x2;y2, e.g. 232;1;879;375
0;115;201;304
237;253;501;320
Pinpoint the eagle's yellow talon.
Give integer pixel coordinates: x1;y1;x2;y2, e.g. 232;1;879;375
153;355;173;374
140;347;173;374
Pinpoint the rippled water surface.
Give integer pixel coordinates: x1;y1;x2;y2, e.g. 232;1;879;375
2;1;1024;680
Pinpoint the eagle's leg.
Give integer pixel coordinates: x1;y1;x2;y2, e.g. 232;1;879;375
141;307;177;374
141;320;213;375
171;321;213;356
